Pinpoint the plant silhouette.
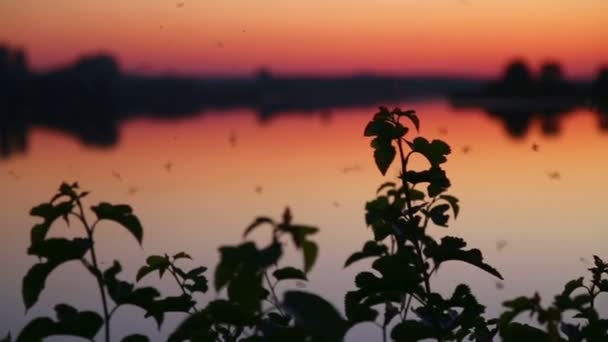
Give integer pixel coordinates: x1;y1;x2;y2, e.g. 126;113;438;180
4;109;607;341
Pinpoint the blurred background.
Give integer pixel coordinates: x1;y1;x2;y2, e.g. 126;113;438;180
1;1;607;340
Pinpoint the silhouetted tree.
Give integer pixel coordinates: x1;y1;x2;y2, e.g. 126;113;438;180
592;67;608;99
502;59;534;94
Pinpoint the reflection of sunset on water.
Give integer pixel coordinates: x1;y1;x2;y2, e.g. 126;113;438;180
1;102;607;338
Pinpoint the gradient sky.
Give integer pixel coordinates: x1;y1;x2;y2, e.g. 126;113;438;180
1;0;607;78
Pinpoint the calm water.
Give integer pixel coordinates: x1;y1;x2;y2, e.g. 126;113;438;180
1;100;607;340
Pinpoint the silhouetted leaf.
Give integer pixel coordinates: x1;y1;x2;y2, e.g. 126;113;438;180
16;304;102;342
122;335;149;342
280;224;318;249
302;240;318;274
206;299;255;326
439;194;460;218
27;237;91;260
0;333;10;342
186;266;207;278
146;295;196;324
426;236;502;279
91;202;143;245
228;270;265;312
283;291;348;342
562;277;584;297
23;238;91;309
593;255;605;268
103;261;186;327
273;267;307;281
364;120;394;137
374;143;396;176
500;294;541;326
393;108;419;132
500;322;555;342
405;167;451;197
167;310;215;342
257;240;283;270
172;252;191;260
267;312;291;327
215;245;245;291
376;182;396;194
57;182;79;200
243;217;275;237
136;266;155;282
136;255;171;282
344;241;388;267
391;320;436;341
412;137;451;166
29;201;73;244
428;204;450;227
343;290;378;323
409;188;426;201
184;275;209;294
370;252;422;292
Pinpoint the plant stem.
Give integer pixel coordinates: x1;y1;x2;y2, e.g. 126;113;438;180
397;136;443;342
76;199;111;342
382;323;387;342
168;265;199;313
397;138;432;296
263;271;286;316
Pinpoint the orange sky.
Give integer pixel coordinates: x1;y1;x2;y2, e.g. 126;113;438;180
0;0;607;78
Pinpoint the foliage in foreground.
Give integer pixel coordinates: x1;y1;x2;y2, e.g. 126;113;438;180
3;107;607;341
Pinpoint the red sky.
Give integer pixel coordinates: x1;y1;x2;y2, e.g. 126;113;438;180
0;0;606;78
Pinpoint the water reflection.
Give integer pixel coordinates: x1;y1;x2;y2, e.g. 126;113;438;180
1;101;607;340
4;45;607;160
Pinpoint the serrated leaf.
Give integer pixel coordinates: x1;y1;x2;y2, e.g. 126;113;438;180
273;267;307;281
426;236;503;280
91;202;143;245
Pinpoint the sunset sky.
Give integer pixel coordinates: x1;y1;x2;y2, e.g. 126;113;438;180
1;0;607;78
